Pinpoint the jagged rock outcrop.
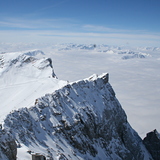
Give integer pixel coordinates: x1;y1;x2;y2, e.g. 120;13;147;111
0;128;17;160
4;73;153;160
143;129;160;160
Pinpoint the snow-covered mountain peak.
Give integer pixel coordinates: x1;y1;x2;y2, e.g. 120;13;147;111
0;49;45;63
0;49;56;81
0;50;67;123
3;72;152;160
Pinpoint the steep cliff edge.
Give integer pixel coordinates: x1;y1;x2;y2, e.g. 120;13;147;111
4;73;153;160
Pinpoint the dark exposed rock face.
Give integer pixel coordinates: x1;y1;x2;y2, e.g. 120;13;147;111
0;129;17;160
143;129;160;160
3;73;153;159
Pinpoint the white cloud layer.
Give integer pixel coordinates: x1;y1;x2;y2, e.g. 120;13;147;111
0;30;160;47
0;17;160;47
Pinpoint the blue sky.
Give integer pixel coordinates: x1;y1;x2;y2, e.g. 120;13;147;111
0;0;160;46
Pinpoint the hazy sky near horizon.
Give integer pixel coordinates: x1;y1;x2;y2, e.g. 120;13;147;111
0;0;160;46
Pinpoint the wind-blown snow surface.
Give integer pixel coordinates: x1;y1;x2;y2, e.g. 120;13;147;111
0;50;67;123
0;43;160;139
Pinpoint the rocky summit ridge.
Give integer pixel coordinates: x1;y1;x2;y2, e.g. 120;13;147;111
0;50;159;160
3;73;153;159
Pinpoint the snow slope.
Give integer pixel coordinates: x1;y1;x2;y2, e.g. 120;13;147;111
0;50;67;123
